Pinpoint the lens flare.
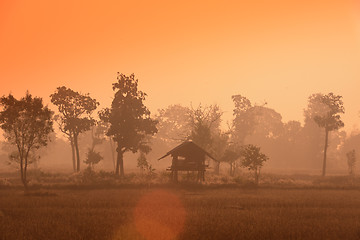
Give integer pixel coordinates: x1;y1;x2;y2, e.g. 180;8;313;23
133;190;186;240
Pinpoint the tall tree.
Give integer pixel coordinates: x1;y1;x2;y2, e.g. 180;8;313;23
0;93;53;188
231;95;253;146
53;114;75;171
155;104;192;144
50;86;99;172
346;150;356;176
308;93;345;176
188;104;224;173
300;110;324;170
231;95;283;169
188;104;222;150
99;73;157;177
210;131;229;174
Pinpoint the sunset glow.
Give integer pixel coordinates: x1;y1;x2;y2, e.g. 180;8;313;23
1;0;359;131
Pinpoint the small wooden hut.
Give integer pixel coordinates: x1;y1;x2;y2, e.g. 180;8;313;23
158;141;216;182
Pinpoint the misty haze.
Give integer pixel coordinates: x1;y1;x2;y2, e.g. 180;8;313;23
1;1;360;240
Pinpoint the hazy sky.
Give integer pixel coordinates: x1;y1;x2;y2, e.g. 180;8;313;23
1;0;360;133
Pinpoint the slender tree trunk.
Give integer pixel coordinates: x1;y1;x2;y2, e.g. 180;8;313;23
20;156;27;189
74;133;81;172
109;138;116;171
33;154;38;169
23;156;28;189
69;134;76;172
90;126;96;151
115;153;120;175
115;146;124;177
119;152;124;177
254;167;259;185
214;161;220;175
322;129;329;177
19;149;30;190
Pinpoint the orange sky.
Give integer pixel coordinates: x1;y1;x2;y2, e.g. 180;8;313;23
1;0;360;132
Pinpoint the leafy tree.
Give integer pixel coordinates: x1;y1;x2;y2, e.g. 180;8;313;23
151;105;191;171
342;131;360;154
188;104;224;174
231;95;254;146
155;103;226;174
272;120;312;170
137;151;149;172
188;104;222;150
308;93;345;176
232;94;252;115
221;148;240;176
88;120;117;171
282;121;302;143
84;125;104;170
241;144;268;185
232;95;283;144
50;86;99;172
53;114;76;171
0;93;53;188
155;104;192;144
231;95;284;170
99;73;157;177
300;111;325;170
210;131;229;174
156;103;222;150
346;150;356;176
84;149;103;170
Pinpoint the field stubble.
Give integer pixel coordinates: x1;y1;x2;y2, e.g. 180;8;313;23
1;187;360;240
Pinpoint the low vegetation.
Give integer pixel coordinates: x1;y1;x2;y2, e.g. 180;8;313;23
2;170;360;189
2;186;360;240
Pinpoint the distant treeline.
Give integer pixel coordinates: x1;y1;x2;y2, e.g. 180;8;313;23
0;73;358;188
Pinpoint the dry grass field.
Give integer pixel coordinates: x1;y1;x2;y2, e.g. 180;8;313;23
1;186;360;240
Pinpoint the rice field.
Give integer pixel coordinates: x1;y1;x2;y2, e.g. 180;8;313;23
1;187;360;240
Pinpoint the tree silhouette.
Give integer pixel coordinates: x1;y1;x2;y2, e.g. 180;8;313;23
308;93;345;177
346;149;356;176
221;148;239;176
84;149;103;170
188;104;224;174
231;95;253;146
84;125;104;171
99;73;157;177
0;92;53;188
231;95;284;171
241;144;268;185
50;86;99;172
155;104;192;143
210;132;229;175
155;104;226;174
188;104;222;150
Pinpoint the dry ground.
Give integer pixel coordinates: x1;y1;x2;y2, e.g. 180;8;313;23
1;187;360;240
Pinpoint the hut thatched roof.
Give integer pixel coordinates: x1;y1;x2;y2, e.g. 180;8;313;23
158;141;217;161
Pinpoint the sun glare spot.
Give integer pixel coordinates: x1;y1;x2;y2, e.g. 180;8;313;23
133;190;186;240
